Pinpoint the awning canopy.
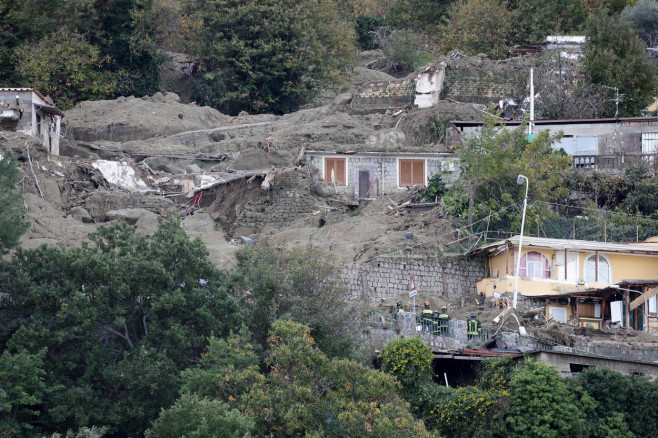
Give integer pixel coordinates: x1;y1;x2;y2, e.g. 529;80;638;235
34;103;64;117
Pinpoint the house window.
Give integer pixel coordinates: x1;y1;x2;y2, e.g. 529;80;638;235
398;159;425;187
584;254;611;283
324;157;346;185
519;251;551;279
641;132;657;165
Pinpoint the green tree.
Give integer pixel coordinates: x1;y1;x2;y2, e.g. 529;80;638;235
583;9;658;117
0;219;241;436
381;336;433;389
185;0;358;115
241;320;434;437
438;0;516;59
180;330;264;403
0;152;29;254
15;28;117;109
450;115;571;233
153;320;433;437
577;367;658;437
599;413;636;438
388;0;454;32
232;245;358;358
503;361;594;437
0;349;47;437
145;393;254;438
513;0;587;44
621;0;658;46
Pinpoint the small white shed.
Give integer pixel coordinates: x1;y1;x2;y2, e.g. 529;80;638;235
0;88;63;155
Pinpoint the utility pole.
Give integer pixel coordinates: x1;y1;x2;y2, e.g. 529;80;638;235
602;85;624;119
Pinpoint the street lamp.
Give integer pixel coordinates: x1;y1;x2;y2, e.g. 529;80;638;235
513;174;529;309
610;284;648;333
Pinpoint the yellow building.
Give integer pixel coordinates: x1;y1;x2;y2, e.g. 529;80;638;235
472;236;658;333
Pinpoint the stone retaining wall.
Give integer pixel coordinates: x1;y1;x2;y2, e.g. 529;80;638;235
351;80;415;114
344;255;486;301
442;70;526;105
232;167;318;234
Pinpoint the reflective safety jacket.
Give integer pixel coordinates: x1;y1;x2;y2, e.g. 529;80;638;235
467;318;481;336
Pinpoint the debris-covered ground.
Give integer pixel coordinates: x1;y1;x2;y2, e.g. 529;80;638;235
3;52;656;349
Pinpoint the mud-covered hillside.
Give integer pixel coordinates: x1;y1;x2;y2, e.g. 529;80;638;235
2;52;487;271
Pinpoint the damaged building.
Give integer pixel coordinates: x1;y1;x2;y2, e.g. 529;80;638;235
0;88;63;155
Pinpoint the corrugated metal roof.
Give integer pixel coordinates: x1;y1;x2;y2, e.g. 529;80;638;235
472;236;658;256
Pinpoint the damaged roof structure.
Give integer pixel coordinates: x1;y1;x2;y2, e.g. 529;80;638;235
472;236;658;333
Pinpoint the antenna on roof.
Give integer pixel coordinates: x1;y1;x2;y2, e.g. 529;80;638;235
602;85;624;119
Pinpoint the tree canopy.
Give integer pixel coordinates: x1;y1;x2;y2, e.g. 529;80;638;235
0;219;241;436
185;0;358;115
448;115;572;234
0;152;29;254
583;9;658;117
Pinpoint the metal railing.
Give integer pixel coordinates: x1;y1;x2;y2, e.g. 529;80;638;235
571;153;658;172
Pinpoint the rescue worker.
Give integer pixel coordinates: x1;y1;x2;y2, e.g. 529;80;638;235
422;301;433;332
432;311;440;335
467;312;482;341
394;300;404;320
437;305;450;336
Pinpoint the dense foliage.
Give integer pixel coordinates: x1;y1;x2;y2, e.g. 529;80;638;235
447;115;572;233
0;219;241;436
583;9;658;117
185;0;358;115
0;0;163;108
150;320;434;438
0;153;29;254
232;244;359;358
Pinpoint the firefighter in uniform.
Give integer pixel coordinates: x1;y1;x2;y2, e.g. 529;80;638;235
467;312;481;341
394;300;404;320
421;301;433;332
437;305;450;336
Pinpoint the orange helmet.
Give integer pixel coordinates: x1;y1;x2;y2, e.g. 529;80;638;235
441;306;447;311
424;301;430;307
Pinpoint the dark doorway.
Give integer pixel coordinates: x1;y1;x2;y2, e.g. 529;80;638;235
358;170;370;198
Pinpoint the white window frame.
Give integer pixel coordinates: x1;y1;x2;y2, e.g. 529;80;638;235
519;251;552;279
584;253;612;283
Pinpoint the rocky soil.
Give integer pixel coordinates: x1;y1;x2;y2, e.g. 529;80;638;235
2;52;656;348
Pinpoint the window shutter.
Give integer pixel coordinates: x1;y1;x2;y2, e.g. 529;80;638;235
412;160;425;186
399;160;411;186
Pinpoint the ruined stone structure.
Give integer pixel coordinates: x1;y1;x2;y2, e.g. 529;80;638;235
232;168;318;235
343;255;486;301
350;79;415;114
441;69;526;105
351;56;527;115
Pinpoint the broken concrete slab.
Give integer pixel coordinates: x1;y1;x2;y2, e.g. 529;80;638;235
67;206;94;223
92;160;151;192
106;208;157;225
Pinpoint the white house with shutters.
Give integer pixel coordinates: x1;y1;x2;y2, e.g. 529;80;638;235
305;149;457;198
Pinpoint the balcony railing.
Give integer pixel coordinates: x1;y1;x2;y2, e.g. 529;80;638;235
572;153;657;172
